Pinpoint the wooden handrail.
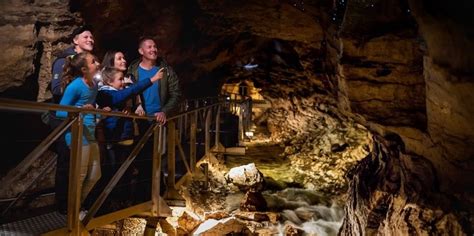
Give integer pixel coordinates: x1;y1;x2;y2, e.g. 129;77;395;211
0;98;226;122
0;96;253;234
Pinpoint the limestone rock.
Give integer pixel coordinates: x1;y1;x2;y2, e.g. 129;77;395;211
240;190;268;212
119;218;146;235
159;217;178;236
204;211;230;220
177;210;202;233
340;134;470;235
225;163;264;191
284;223;303;236
192;217;248;235
0;0;81;100
234;211;270;222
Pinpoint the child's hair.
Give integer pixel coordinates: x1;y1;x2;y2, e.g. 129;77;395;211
101;67;123;85
101;50;120;69
61;52;90;91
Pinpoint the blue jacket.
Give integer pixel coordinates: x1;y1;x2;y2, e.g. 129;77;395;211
96;78;152;142
56;77;98;146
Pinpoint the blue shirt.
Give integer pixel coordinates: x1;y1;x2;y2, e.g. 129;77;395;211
138;65;161;115
56;77;98;145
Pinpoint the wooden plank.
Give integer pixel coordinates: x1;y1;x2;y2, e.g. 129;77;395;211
82;124;157;226
164;121;187;200
215;106;221;148
190;111;197;172
212;146;246;156
205;109;211;157
151;125;163;217
68;114;83;236
176;135;191;174
136;198;171;217
167;121;176;190
238;109;244;145
175;172;191;189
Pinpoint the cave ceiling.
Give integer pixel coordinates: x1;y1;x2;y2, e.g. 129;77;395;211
73;0;335;99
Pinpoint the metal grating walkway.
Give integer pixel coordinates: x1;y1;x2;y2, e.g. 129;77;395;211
0;212;66;236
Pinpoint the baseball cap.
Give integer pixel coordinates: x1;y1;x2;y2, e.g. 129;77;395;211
71;25;93;38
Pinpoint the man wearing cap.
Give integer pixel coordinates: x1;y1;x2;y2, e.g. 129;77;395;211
50;25;94;214
51;25;94;103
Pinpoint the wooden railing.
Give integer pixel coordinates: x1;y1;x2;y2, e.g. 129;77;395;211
0;96;251;235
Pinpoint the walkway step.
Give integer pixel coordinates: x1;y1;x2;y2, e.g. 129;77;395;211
0;211;65;235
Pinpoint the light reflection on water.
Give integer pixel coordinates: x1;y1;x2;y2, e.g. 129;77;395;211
223;144;344;235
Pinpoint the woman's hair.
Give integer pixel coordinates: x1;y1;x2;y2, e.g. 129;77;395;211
61;51;90;91
101;50;120;69
101;67;122;85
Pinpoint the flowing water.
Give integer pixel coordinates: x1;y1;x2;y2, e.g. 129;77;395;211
224;143;344;235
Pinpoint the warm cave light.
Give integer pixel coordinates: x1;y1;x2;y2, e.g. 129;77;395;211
245;131;254;138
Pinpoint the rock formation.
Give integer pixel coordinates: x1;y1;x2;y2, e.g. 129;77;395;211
0;0;473;234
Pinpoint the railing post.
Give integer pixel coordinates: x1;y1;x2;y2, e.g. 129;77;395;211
190;111;197;172
178;104;183;141
184;101;188;139
166;121;178;198
205;108;211;157
238;106;244;146
67;113;82;235
247;99;252;132
214;105;221;149
151;125;163;216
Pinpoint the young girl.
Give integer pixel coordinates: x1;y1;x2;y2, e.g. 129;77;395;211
56;52;105;205
96;66;163;167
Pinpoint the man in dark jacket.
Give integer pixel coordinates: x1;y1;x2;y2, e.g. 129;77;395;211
128;37;181;199
128;37;181;124
51;25;94;214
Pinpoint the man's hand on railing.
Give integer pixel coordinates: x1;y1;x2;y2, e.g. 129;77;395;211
135;104;145;116
155;111;166;125
103;107;112;112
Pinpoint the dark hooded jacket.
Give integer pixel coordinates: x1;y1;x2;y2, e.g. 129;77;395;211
128;58;182;117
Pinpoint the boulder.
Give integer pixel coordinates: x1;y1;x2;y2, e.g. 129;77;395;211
225;163;264;191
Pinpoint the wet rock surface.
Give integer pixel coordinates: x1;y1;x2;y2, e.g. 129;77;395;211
180;148;345;235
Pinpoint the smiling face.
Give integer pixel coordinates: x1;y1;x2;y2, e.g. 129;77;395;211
138;39;158;61
73;30;94;53
82;53;99;78
114;52;127;71
109;72;125;90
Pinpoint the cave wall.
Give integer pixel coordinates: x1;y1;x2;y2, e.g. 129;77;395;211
0;0;473;234
337;0;474;234
0;0;83;101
